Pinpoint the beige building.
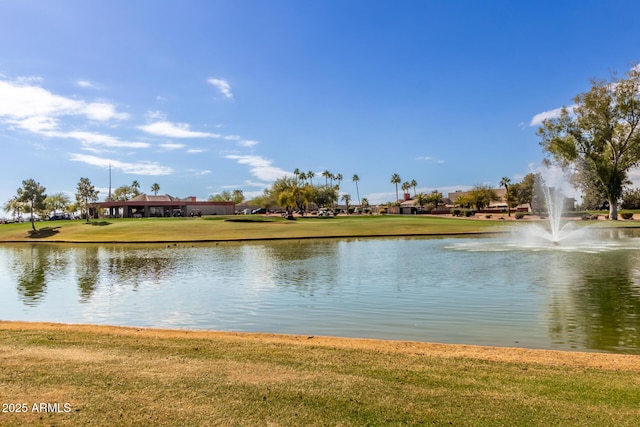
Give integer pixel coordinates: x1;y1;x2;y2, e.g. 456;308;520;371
99;194;235;218
448;188;509;209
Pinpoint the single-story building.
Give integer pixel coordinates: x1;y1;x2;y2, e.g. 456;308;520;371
98;194;235;218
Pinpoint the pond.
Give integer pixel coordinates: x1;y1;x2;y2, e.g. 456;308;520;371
1;231;639;354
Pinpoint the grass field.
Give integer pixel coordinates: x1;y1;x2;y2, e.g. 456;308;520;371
0;215;512;243
1;322;639;427
2;214;639;243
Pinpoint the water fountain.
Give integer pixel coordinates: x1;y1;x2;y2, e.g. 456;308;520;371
455;166;637;253
518;171;587;248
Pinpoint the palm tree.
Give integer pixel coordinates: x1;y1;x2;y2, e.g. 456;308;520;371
341;194;351;214
499;177;512;216
401;181;411;199
335;173;343;190
414;193;428;210
352;174;360;206
410;179;418;196
4;196;24;221
390;173;401;203
307;170;315;186
151;183;160;195
131;180;141;197
322;170;331;187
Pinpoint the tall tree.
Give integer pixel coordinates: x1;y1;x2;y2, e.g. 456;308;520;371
467;184;499;210
4;196;24;221
414;193;428;210
538;67;640;219
231;189;245;204
112;185;135;201
131;180;141;196
499;177;512;216
516;173;538;212
307;170;315;186
352;174;361;206
622;188;640;209
390;173;401;203
335;173;343;190
341;193;351;213
410;179;418;196
151;183;160;195
208;189;245;204
426;191;444;208
45;193;71;218
17;179;47;231
76;177;99;223
401;181;411;198
322;170;331;187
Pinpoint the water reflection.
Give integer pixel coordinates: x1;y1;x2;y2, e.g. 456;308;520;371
104;246;179;289
75;246;100;302
569;252;640;352
0;234;639;353
10;245;70;306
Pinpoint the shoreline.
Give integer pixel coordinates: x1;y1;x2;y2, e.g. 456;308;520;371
0;230;506;244
3;321;639;371
1;214;637;244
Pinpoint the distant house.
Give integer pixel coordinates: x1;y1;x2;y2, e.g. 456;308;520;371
448;188;525;212
98;194;235;218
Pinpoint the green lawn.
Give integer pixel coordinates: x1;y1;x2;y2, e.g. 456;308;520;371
0;215;516;243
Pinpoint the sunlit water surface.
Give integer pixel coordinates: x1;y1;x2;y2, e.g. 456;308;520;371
1;230;639;353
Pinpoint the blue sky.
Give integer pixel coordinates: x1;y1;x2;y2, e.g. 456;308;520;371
1;0;639;212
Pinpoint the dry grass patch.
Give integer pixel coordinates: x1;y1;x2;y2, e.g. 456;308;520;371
1;322;640;426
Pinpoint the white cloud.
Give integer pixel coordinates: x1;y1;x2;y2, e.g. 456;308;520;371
0;78;130;128
77;80;94;88
529;105;576;126
139;121;221;138
187;169;212;176
146;110;167;121
416;155;444;164
84;102;129;121
159;143;186;150
69;153;173;175
222;134;259;147
243;180;270;188
187;148;206;153
8;116;59;133
225;154;290;181
207;78;233;99
65;131;150;149
239;139;259;147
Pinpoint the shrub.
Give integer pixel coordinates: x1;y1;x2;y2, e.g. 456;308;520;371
485;215;492;219
620;212;634;220
452;209;461;217
515;212;526;220
464;210;475;217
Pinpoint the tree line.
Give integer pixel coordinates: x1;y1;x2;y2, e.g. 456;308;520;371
4;177;99;230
